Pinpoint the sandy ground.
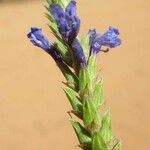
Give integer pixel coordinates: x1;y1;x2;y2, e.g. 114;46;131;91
0;0;150;149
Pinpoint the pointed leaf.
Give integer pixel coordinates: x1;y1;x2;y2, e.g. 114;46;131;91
79;68;90;92
113;142;121;150
60;0;69;8
92;132;107;150
45;12;54;23
52;0;58;3
44;5;49;12
57;62;79;90
55;41;72;66
80;33;90;61
48;22;59;35
46;0;52;4
93;80;104;108
71;121;92;148
87;54;97;80
83;98;100;132
64;87;82;117
100;110;113;143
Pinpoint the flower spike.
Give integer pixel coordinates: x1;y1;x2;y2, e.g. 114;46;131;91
27;1;122;149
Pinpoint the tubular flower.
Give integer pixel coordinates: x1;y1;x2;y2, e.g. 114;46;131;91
72;38;86;65
50;0;80;44
27;27;51;50
27;27;62;62
89;26;121;54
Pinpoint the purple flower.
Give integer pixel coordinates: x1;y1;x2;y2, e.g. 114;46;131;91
27;27;62;62
50;0;80;44
72;39;86;65
89;26;121;54
27;27;51;50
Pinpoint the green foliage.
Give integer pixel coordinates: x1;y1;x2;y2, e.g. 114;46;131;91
48;23;61;40
46;0;69;8
87;55;97;81
100;110;113;143
45;12;54;23
113;142;121;150
46;0;52;4
92;133;107;150
64;87;83;117
55;41;73;66
57;62;79;90
83;98;100;133
80;34;90;61
93;80;104;108
59;0;69;8
79;68;90;92
71;121;92;148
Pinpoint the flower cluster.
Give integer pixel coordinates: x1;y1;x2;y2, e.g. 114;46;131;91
27;0;121;67
50;0;80;44
27;0;122;149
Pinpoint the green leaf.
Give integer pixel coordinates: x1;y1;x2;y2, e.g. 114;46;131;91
100;110;113;143
93;80;104;108
80;33;90;61
51;0;58;3
64;87;82;117
46;0;52;4
44;5;49;12
59;0;69;8
48;23;66;45
45;12;54;23
57;62;79;91
79;68;90;92
92;132;107;150
71;121;92;148
55;41;72;67
87;54;97;80
113;142;121;150
47;0;68;8
83;98;100;132
48;22;59;35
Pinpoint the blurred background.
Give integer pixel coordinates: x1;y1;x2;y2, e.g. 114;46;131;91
0;0;150;149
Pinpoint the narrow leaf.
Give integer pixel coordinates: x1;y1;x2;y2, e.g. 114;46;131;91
48;23;66;45
46;0;52;4
55;41;72;67
71;121;92;148
80;33;90;61
92;132;107;150
52;0;58;3
83;98;100;132
57;62;79;91
79;68;90;92
87;54;97;80
100;110;113;143
93;80;104;108
59;0;69;8
45;12;54;23
64;87;82;117
48;22;59;35
113;142;121;150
